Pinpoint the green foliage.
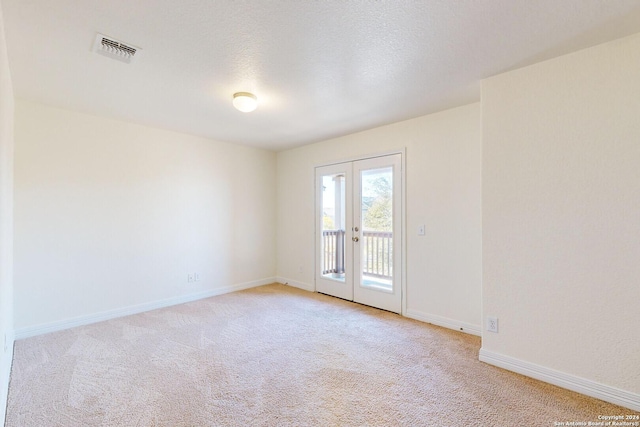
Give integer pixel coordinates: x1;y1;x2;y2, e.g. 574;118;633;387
323;214;335;230
363;176;392;231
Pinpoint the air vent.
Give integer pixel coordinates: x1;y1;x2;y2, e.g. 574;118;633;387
92;33;140;64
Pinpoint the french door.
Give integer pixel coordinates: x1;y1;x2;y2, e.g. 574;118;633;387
315;154;402;313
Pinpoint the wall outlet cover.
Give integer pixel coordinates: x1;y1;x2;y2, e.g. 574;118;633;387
486;317;499;333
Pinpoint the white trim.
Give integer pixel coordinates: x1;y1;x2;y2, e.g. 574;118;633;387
276;277;314;292
400;148;407;316
405;308;482;336
14;277;276;340
313;149;406;169
479;348;640;412
1;331;15;426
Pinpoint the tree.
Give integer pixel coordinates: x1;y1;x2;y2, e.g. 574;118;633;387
323;214;335;230
363;176;392;231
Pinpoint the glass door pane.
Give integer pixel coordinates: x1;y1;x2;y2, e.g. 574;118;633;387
321;173;346;282
360;167;393;292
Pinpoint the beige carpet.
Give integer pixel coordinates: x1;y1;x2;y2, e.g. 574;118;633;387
5;284;633;426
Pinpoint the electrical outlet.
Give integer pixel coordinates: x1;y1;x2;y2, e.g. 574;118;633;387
194;272;200;282
187;273;195;283
486;317;499;333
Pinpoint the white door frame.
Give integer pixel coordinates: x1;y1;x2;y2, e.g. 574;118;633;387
314;149;406;315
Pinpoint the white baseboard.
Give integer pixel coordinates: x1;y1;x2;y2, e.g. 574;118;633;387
479;348;640;412
273;287;483;338
405;308;481;336
14;277;276;340
1;331;15;426
276;277;314;292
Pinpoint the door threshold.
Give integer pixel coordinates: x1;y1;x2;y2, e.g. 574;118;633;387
316;291;401;315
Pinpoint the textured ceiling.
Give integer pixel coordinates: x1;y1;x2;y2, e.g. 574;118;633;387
4;0;640;151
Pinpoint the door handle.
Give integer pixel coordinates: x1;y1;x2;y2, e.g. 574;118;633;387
352;237;359;242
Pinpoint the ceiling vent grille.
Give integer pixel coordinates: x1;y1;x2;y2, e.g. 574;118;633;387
92;33;140;64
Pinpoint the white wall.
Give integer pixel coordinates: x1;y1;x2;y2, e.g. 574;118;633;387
13;101;277;334
482;32;640;403
277;103;482;333
0;1;14;422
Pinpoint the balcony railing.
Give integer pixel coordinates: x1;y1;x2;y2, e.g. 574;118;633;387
362;230;393;279
322;229;345;275
322;229;392;280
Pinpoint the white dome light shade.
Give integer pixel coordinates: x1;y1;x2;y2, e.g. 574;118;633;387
232;92;258;112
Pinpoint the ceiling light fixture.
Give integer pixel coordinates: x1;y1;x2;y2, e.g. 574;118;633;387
232;92;258;113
